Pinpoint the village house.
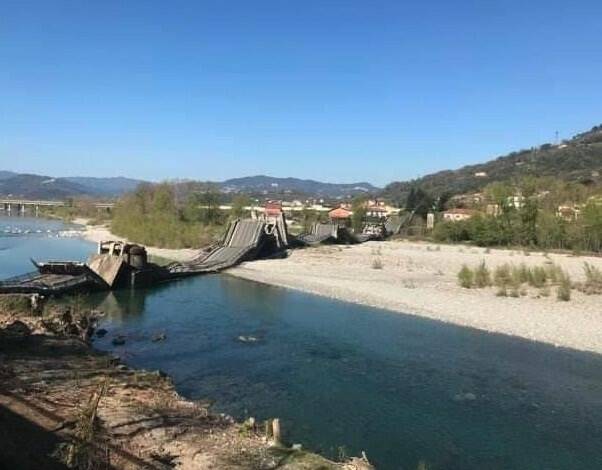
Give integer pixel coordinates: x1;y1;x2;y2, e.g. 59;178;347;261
442;208;476;222
265;200;284;217
448;192;484;208
328;206;353;226
486;204;501;217
365;204;388;219
557;205;581;221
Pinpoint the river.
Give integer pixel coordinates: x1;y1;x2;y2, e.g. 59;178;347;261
2;215;602;469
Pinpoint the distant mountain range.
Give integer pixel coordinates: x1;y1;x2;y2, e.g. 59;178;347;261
4;124;601;202
220;175;379;198
0;174;146;199
382;124;602;203
0;172;380;200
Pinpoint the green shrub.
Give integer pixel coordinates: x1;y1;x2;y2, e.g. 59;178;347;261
556;271;572;301
581;262;602;294
458;265;474;288
474;261;492;288
493;264;512;288
512;263;530;284
545;264;563;283
528;266;548;288
0;295;32;315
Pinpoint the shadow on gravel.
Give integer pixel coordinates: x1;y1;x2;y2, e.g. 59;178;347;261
0;404;68;470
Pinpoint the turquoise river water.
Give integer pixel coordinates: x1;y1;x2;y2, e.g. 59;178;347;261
2;215;602;469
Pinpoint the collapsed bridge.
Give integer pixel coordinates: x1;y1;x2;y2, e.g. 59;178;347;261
0;203;411;297
166;216;288;276
0;213;290;296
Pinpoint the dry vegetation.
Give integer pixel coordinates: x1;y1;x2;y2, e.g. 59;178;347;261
457;260;582;301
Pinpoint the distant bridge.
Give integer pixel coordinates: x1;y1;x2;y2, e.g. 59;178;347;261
0;199;115;215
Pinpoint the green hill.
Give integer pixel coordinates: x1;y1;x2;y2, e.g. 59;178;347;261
383;125;602;204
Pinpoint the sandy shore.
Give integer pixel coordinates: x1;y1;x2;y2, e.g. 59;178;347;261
73;218;198;262
229;241;602;354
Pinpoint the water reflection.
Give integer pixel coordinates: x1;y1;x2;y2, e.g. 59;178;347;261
87;290;148;322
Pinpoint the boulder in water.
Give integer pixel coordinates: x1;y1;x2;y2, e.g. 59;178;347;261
453;392;477;402
152;332;167;342
4;320;31;336
237;335;259;343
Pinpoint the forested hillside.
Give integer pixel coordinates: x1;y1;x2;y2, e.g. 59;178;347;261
383;125;602;204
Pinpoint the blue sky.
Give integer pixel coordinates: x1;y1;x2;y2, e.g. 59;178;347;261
1;0;601;186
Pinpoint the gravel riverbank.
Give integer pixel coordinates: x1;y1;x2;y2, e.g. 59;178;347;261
229;241;602;354
76;219;602;355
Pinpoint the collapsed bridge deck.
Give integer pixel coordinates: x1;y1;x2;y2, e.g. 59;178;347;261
0;210;408;297
167;217;288;276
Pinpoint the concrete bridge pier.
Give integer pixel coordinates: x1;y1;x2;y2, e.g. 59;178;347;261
6;203;11;214
20;204;26;216
35;204;39;217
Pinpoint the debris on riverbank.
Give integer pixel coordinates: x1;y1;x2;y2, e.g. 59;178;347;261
0;296;374;469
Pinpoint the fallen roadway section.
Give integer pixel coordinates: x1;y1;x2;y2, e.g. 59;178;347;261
166;218;288;276
0;211;409;297
0;216;290;296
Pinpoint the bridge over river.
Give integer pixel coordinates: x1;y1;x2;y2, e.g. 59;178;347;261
0;199;114;215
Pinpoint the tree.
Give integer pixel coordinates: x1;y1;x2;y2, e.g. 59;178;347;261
351;196;368;232
581;202;602;252
518;198;538;246
184;188;221;225
405;187;433;218
152;183;176;214
231;195;250;219
484;182;513;210
183;192;203;222
301;207;318;232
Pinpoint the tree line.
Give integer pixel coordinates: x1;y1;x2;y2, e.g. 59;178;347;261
111;183;231;249
430;177;602;253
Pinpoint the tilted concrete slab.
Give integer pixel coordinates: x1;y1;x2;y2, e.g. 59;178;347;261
88;254;126;288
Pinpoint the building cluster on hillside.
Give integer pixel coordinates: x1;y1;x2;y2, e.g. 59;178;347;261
218;198;401;223
441;191;602;223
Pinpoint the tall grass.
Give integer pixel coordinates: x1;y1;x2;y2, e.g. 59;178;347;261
576;262;602;295
462;261;575;301
557;271;572;301
372;258;384;270
474;261;492;288
457;265;474;288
